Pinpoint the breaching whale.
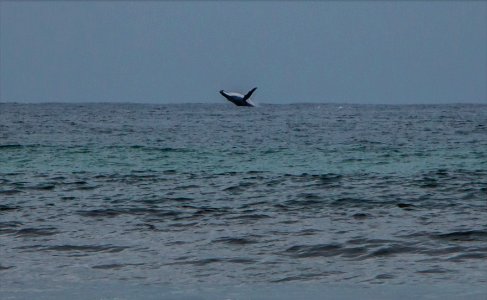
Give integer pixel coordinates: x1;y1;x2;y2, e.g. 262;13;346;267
219;87;257;107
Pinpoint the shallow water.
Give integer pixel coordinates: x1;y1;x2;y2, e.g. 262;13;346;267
1;103;487;297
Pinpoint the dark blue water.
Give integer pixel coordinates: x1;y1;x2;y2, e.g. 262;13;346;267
1;103;486;298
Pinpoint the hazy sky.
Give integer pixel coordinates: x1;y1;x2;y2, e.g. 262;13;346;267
1;1;486;104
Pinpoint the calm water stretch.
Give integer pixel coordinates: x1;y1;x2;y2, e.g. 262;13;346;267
1;103;487;299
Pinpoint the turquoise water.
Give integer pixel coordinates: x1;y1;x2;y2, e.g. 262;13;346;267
2;103;485;175
1;103;487;298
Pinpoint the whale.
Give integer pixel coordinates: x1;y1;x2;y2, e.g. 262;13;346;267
220;87;257;107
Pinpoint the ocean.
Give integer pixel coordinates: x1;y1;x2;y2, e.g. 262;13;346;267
1;103;486;299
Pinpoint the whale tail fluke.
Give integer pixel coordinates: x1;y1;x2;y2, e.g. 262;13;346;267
243;87;257;101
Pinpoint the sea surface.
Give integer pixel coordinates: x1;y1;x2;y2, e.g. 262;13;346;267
1;103;487;299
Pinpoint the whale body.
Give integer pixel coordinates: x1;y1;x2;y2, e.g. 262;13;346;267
219;87;257;107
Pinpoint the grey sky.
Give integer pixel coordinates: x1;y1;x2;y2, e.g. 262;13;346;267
1;1;486;104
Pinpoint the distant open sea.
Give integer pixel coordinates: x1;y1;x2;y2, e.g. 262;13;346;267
1;103;486;299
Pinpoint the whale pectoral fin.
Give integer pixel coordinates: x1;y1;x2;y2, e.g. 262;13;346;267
243;87;257;101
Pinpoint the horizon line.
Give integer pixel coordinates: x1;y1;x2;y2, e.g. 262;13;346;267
1;101;486;106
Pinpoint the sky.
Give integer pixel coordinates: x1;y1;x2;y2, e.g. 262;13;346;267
1;1;486;104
